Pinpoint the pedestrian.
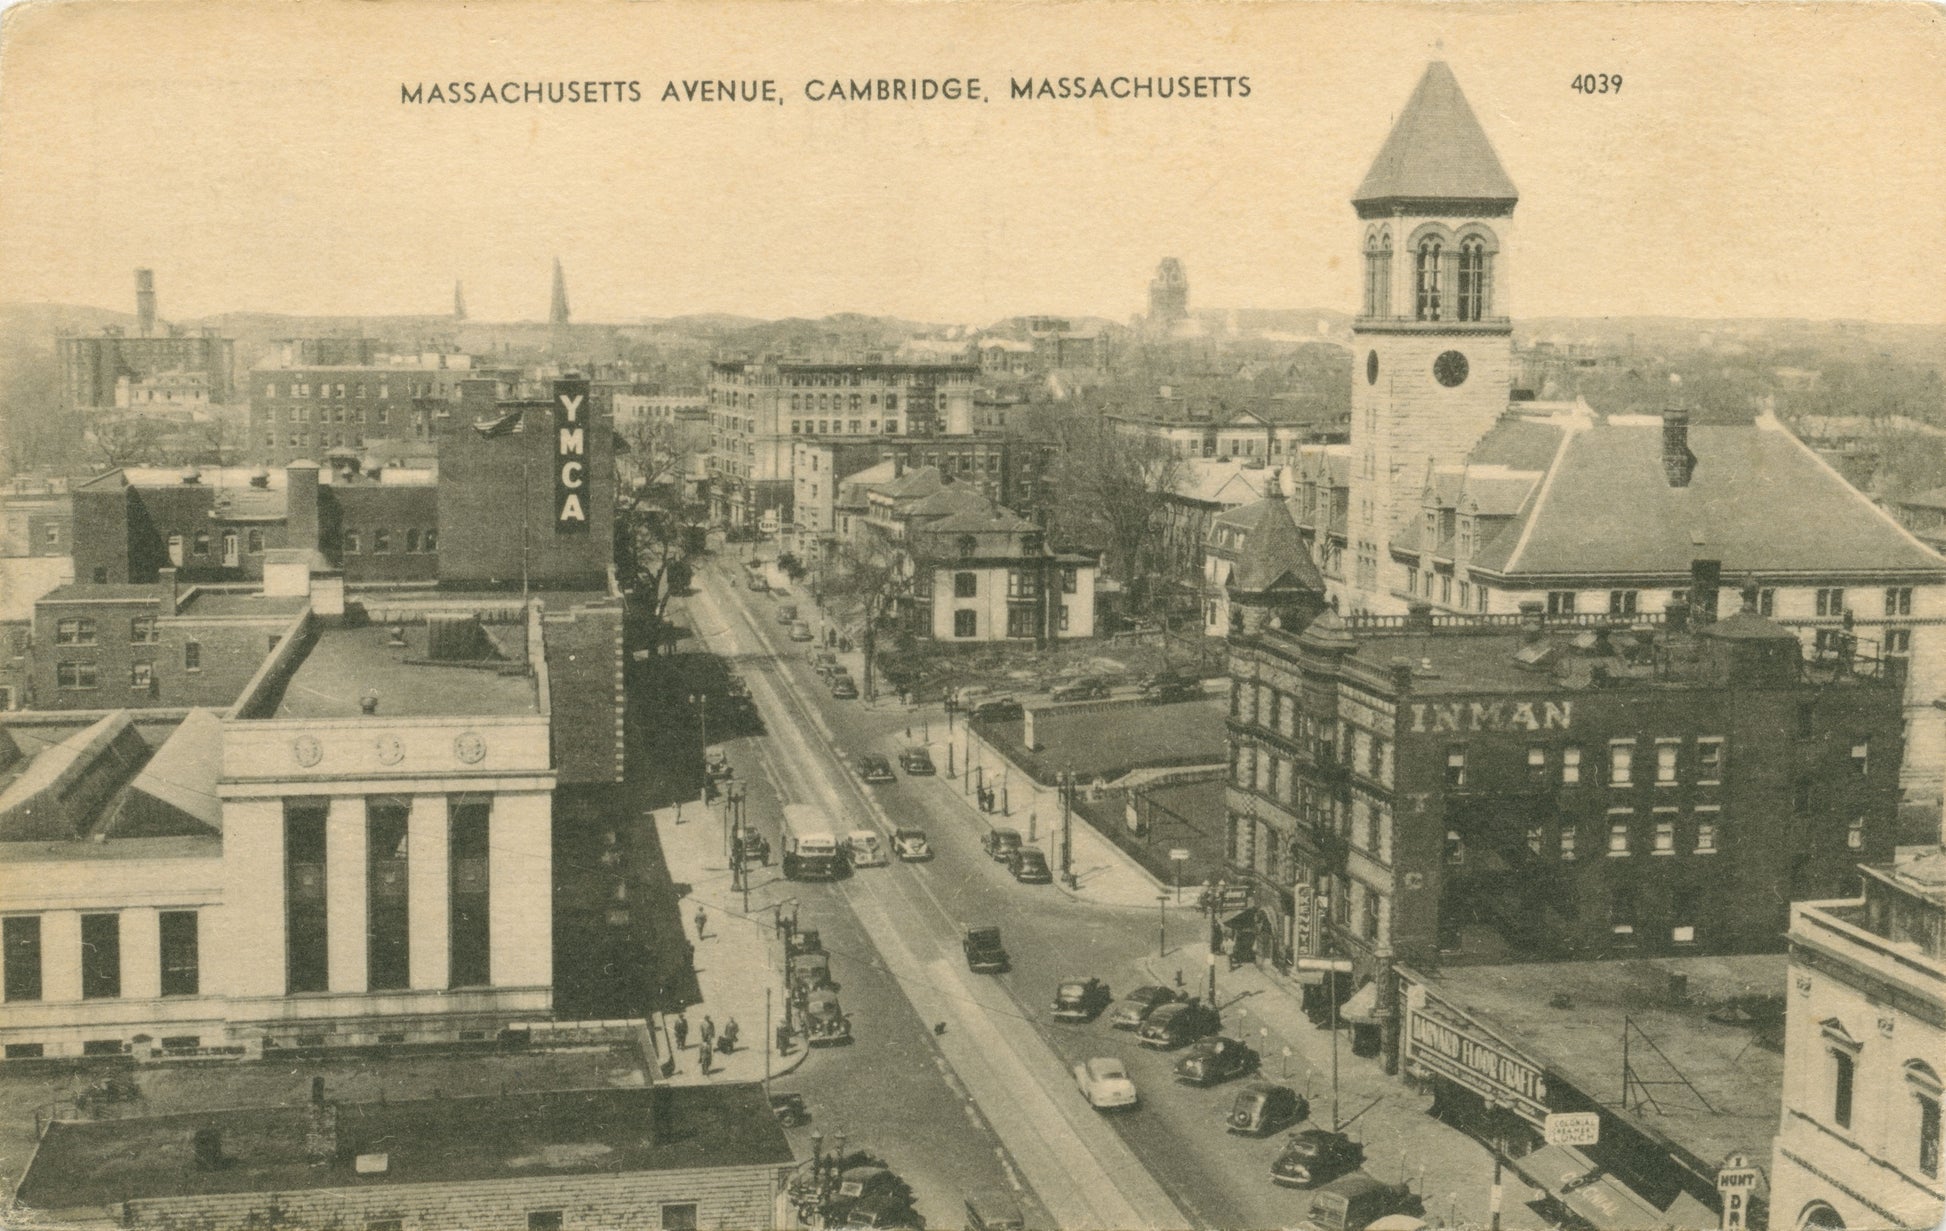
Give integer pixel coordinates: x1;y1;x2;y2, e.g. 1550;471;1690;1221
722;1017;740;1052
675;800;685;826
698;1042;713;1075
694;905;708;940
700;1015;716;1052
673;1012;690;1051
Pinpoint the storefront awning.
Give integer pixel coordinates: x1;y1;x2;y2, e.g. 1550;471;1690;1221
1341;981;1380;1024
1222;910;1257;932
1509;1145;1666;1231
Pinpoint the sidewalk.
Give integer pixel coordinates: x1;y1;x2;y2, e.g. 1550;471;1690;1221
648;799;808;1088
1137;939;1550;1230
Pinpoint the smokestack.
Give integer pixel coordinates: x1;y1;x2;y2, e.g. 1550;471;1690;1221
1690;559;1722;625
1661;408;1697;488
135;268;156;338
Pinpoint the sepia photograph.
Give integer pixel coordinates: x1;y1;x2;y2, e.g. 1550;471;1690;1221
0;2;1943;1229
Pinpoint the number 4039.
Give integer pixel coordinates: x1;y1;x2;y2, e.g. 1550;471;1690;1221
1572;74;1622;94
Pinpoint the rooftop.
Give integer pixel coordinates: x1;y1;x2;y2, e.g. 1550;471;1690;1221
259;622;539;720
1353;61;1518;209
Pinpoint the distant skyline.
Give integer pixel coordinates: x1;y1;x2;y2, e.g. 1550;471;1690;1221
2;2;1942;327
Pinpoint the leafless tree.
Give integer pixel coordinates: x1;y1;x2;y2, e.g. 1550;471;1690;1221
821;544;908;701
1044;416;1184;613
619;418;709;618
87;416;168;470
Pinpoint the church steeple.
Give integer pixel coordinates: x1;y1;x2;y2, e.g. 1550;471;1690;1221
1353;61;1517;216
548;257;571;326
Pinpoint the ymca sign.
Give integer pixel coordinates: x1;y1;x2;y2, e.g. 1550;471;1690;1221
553;379;590;535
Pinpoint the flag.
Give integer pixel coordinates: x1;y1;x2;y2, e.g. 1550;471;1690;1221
472;409;524;438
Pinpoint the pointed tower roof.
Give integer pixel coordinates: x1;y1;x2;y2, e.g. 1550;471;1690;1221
1225;497;1325;595
1353;62;1517;213
453;280;467;321
549;258;571;326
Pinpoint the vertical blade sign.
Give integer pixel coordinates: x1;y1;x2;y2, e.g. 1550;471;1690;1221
554;378;590;535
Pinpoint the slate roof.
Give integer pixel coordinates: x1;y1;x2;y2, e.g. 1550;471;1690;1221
925;506;1039;535
877;466;946;500
1177;460;1271;507
1353;62;1518;208
1226;498;1325;594
1469;413;1946;579
903;486;994;520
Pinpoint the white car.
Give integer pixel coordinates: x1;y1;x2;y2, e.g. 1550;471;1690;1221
1073;1057;1138;1111
846;829;887;868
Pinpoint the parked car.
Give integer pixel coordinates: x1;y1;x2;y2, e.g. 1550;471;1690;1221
828;1167;913;1227
776;603;800;624
803;987;852;1046
1108;985;1181;1030
1051;977;1112;1022
732;828;771;866
787;928;823;960
846;829;887;867
839;1195;924;1230
1137;1000;1221;1049
962;925;1008;973
812;649;840;674
747;575;768;593
1294;1173;1419;1231
830;676;860;700
1072;1056;1139;1111
971;697;1024;721
1228;1082;1308;1136
854;753;896;784
1051;676;1113;702
981;827;1023;862
788;950;834;995
892;826;932;861
1008;848;1052;884
1144;675;1204;704
962;1191;1025;1231
704;744;734;781
1270;1128;1364;1189
769;1091;810;1127
1173;1035;1260;1086
789;620;815;642
898;747;936;775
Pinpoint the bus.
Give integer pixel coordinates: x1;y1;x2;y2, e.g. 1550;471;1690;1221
782;804;843;881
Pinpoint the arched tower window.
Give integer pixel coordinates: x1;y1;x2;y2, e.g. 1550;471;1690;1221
1415;237;1443;321
1363;230;1393;316
1457;236;1492;321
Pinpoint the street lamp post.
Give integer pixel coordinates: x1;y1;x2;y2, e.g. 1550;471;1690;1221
1157;894;1168;958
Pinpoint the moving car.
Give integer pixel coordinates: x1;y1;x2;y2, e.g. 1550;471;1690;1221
971;697;1024;721
846;829;887;868
981;828;1023;863
1108;985;1181;1030
803;987;852;1046
962;1191;1025;1231
1294;1173;1419;1231
1137;1000;1221;1049
1051;676;1113;702
1173;1035;1260;1086
962;925;1008;973
1228;1082;1308;1136
1270;1128;1364;1189
854;754;896;784
1008;848;1052;884
1072;1056;1139;1111
788;620;815;642
1144;675;1204;704
732;828;771;866
1050;977;1112;1022
898;747;936;775
830;676;860;700
892;826;932;861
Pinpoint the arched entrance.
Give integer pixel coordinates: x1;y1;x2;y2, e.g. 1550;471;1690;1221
1796;1200;1845;1231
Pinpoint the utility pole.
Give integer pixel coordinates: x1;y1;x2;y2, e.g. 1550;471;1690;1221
1060;771;1075;888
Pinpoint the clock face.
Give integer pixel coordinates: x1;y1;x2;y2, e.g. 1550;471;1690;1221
1366;350;1379;385
1433;350;1470;388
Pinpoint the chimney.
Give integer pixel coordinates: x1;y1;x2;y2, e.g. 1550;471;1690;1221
157;567;179;617
1661;408;1697;488
135;269;157;338
1690;559;1722;626
305;1077;338;1165
285;461;321;552
1518;600;1546;643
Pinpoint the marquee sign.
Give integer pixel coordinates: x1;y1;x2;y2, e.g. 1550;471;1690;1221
1408;699;1572;735
1405;1005;1549;1123
553;378;591;535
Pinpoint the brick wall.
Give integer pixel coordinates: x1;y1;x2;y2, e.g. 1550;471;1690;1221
542;602;626;785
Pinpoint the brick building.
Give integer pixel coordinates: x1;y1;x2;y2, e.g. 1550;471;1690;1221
12;1083;795;1230
249;344;520;466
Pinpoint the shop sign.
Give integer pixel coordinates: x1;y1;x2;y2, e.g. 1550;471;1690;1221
1543;1112;1600;1146
553;379;590;535
1405;1006;1548;1122
1716;1153;1763;1231
1408;698;1572;734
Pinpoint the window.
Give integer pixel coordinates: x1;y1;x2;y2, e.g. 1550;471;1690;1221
1885;586;1913;617
1671;887;1699;944
1910;1061;1942;1178
1562;746;1582;785
1444;745;1466;788
1527;746;1548;784
193;530;210;556
1006;607;1036;639
405;529;420;553
1696;815;1718;853
1847;817;1865;850
183;641;202;671
55;618;96;646
1444;829;1463;866
246;528;264;554
1061;568;1077;594
1456;235;1491;321
130;617;157;644
954;572;978;598
1526;826;1543;856
1851;739;1870;775
1833;1050;1855;1129
1363;230;1392;316
661;1204;700;1231
1653;819;1675;854
3;916;42;1001
529;1213;565;1231
81;914;120;999
1656;742;1678;785
368;798;411;991
1609;590;1638;616
1559;828;1577;861
1361;886;1381;940
1756;588;1776;616
130;662;154;691
1547;590;1577;616
160;911;198;996
168;533;185;565
56;661;99;689
1609;741;1634;786
1058;604;1071;632
954;610;977;638
1816;587;1845;617
1610;885;1637;935
373;530;391;553
1885;628;1912;655
1414;236;1443;320
1608;822;1631;856
423;528;438;552
285;799;329;994
1697;739;1724;784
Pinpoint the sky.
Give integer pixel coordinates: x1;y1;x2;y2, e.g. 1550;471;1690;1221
0;1;1942;327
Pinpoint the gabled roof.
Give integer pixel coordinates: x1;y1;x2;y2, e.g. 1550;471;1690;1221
903;486;994;520
925;507;1039;535
1176;460;1270;507
1353;62;1518;209
1457;472;1541;518
1226;498;1324;594
110;709;222;838
1469;413;1946;579
0;713;149;842
1212;495;1286;533
877;465;945;500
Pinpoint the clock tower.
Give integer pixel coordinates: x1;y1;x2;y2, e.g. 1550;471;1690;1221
1344;62;1517;613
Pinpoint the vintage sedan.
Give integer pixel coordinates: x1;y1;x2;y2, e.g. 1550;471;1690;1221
981;828;1023;863
892;826;932;862
1270;1128;1364;1189
1050;977;1112;1022
1107;985;1181;1030
1072;1057;1139;1111
898;747;936;775
1137;1000;1221;1049
854;753;897;784
1173;1035;1260;1086
1008;848;1052;884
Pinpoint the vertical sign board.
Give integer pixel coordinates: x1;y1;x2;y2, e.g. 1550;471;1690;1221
1715;1153;1762;1231
1294;884;1314;955
553;378;590;535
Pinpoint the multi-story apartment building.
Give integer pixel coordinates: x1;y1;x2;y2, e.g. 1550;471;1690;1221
58;272;235;410
1772;847;1945;1231
248;345;520;465
906;503;1097;645
704;357;979;528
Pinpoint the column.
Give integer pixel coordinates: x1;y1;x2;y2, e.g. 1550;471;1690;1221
489;791;552;990
41;911;82;1003
407;795;450;991
219;797;284;998
325;796;368;993
122;908;162;1001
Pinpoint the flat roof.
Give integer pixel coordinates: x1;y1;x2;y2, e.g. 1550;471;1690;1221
1427;955;1786;1167
265;624;538;719
175;592;308;619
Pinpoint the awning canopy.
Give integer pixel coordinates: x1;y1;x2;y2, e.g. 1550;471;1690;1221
1341;981;1380;1024
1223;910;1258;931
1508;1145;1666;1231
